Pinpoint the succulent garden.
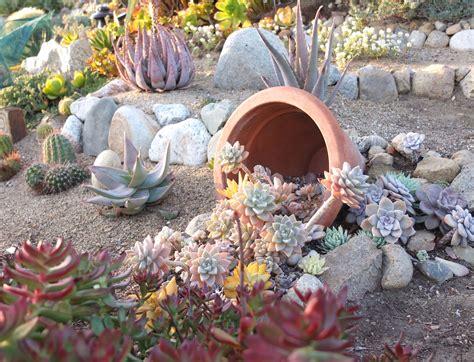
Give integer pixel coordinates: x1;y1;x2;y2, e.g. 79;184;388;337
0;0;473;360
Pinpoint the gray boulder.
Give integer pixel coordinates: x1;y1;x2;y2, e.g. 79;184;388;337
381;244;413;289
460;70;474;99
283;274;323;306
214;28;287;90
425;30;450;48
90;79;132;98
108;106;160;159
412;64;455;100
82;98;119;156
413;156;460;184
201;99;235;135
408;30;427;48
61;115;83;148
149;118;211;166
70;97;102;122
416;260;453;284
407;230;436;252
451;150;474;168
450;163;474;211
320;234;382;301
446;23;461;36
358;65;398;102
393;68;411;94
185;212;212;236
207;129;223;161
450;30;474;51
153;104;191;127
338;73;358;100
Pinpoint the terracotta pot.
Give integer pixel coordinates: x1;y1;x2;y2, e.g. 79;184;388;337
213;86;365;226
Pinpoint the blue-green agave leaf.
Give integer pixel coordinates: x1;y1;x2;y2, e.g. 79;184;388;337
89;166;131;189
140;141;171;189
125;189;150;209
148;182;174;203
304;6;323;92
84;185;136;200
87;195;126;207
128;153;147;188
123;135;138;172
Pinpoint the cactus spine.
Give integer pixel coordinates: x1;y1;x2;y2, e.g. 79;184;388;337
26;163;48;190
0;132;13;158
42;134;76;164
37;124;54;140
44;166;74;194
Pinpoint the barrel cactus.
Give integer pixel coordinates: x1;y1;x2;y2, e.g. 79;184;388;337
0;151;21;181
58;97;74;116
42;134;76;164
36;124;54;140
67;163;88;186
44;165;74;194
26;163;48;191
85;137;175;216
0;132;13;158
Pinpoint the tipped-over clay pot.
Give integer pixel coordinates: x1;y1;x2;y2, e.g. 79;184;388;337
214;86;364;226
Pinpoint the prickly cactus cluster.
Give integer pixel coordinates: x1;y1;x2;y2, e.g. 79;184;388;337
42;134;76;164
0;132;21;181
25;163;88;194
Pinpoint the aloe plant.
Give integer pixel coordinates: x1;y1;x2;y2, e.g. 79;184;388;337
85;136;174;216
257;0;348;106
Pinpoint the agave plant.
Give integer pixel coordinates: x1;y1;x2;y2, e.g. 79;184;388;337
85;136;174;216
114;1;194;92
257;0;348;106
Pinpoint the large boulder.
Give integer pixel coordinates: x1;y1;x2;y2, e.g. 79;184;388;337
149;118;211;166
201;99;235;135
381;244;413;289
338;73;358;100
61;115;83;148
413;156;460;184
153;104;191;127
424;30;449;48
81;98;119;156
412;64;455;100
408;30;426;48
320;234;382;301
392;68;411;94
207;129;223;161
90;79;132;98
214;28;287;90
358;65;398;102
450;163;474;211
108;106;160;159
449;30;474;51
460;70;474;99
70;97;102;122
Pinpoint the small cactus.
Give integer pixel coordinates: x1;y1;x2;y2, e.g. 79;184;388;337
67;163;88;186
26;163;48;191
42;134;76;164
0;151;21;181
0;132;14;159
44;165;74;194
58;97;74;116
36;124;54;140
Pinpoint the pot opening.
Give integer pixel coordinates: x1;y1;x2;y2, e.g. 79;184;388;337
228;102;329;177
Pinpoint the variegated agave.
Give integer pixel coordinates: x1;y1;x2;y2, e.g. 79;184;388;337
114;1;194;92
85;137;174;216
257;0;348;106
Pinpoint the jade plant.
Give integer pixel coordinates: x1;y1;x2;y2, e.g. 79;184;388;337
85;136;174;216
258;0;348;105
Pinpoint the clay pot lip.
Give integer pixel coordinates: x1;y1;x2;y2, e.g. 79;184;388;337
215;86;352;171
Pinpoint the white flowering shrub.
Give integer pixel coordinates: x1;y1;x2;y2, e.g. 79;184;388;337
183;23;225;57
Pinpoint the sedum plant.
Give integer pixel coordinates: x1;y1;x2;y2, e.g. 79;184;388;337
444;206;474;248
361;197;415;244
258;0;348;106
114;0;195;92
85;137;174;216
320;226;349;252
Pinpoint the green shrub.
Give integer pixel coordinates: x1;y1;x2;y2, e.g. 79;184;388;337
415;0;474;21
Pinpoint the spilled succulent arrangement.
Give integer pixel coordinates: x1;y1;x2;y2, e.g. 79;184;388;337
0;132;21;182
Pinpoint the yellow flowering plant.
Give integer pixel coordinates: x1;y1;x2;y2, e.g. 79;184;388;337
224;261;272;299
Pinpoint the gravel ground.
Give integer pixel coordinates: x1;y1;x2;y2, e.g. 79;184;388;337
0;48;473;359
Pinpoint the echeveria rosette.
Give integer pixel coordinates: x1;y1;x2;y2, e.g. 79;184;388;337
345;201;366;225
263;214;308;258
366;183;384;204
402;132;425;152
416;184;467;233
361;197;416;244
126;235;171;278
444;206;474;247
230;179;279;228
216;141;249;174
187;243;232;288
377;174;416;215
85;136;174;216
306;162;369;230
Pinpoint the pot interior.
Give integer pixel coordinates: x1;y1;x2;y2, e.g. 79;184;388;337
230;102;329;177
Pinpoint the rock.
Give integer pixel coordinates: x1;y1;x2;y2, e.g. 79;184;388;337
185;212;212;236
108;106;159;159
368;145;385;158
356;134;388;153
0;107;26;143
460;70;474;99
408;30;427;48
70;97;102;122
320;234;382;301
61;115;83;147
89;79;132;98
452;245;474;266
450;163;474;211
407;231;436;252
455;67;470;83
214;28;288;90
434;21;447;32
381;244;413;289
149;118;211;166
425;30;450;48
416;260;453;284
207;129;223;161
413;156;460;183
22;39;92;78
82;98;119;156
337;73;358;100
358;65;398;102
368;164;397;182
283;274;323;306
201;99;235;135
328;64;341;86
412;65;455;100
451;150;474;168
369;152;393;166
435;257;469;277
419;22;434;35
425;150;441;158
392;68;411;94
446;23;462;36
449;30;474;51
153;104;191;127
91;150;121;189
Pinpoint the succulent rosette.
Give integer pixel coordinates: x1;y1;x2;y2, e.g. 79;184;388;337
188;244;232;288
263;214;308;257
216;141;249;174
444;206;474;247
126;235;171;277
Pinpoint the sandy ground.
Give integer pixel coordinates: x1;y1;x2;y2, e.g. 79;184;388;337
0;48;473;358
